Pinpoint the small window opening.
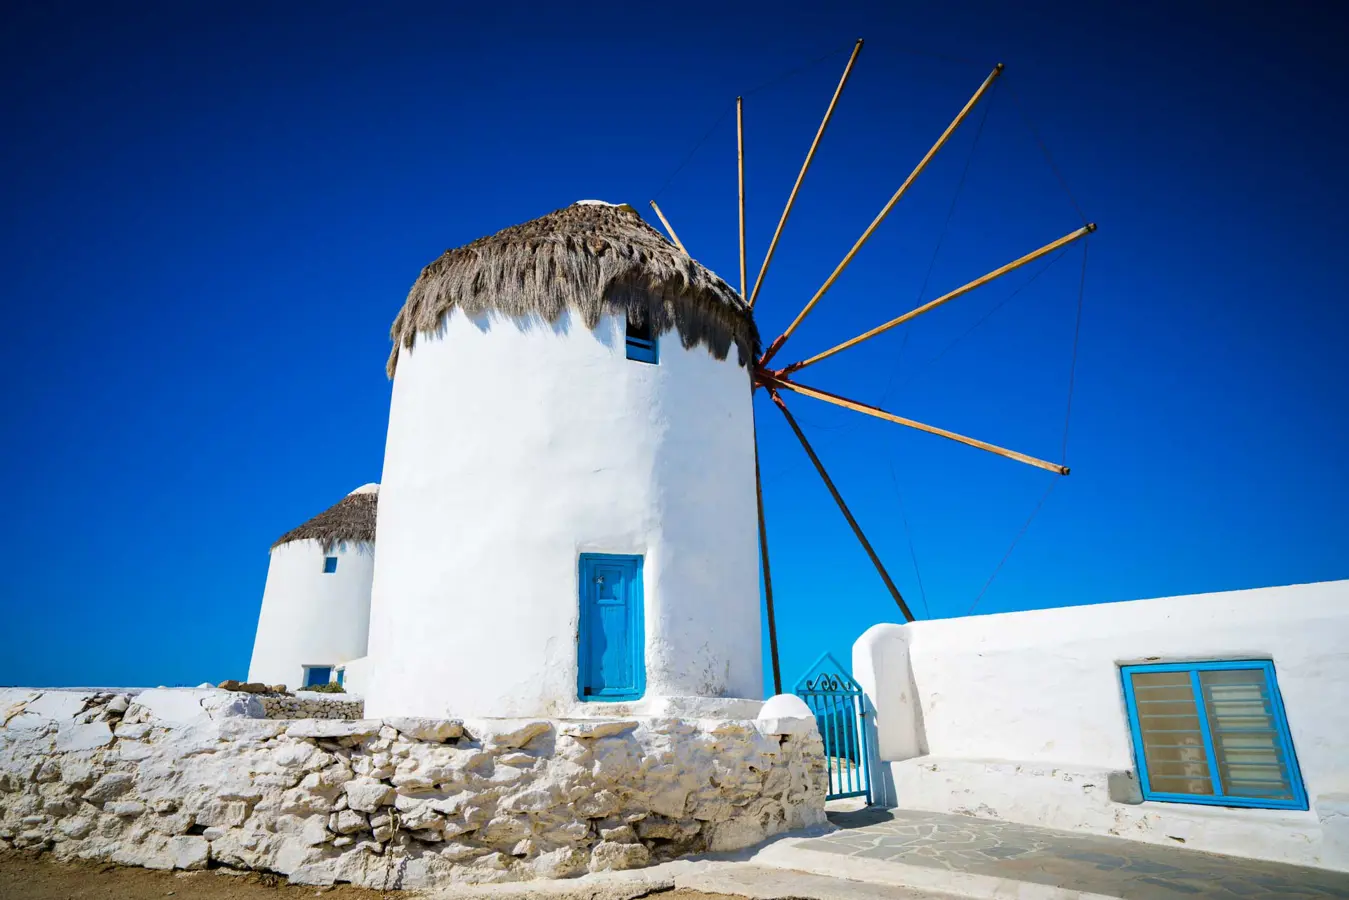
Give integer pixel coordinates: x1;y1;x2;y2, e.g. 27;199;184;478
302;666;333;688
625;313;658;364
322;556;338;574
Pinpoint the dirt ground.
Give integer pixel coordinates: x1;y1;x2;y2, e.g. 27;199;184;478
0;853;737;900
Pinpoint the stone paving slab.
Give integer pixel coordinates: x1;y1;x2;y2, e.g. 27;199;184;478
760;807;1349;900
678;864;962;899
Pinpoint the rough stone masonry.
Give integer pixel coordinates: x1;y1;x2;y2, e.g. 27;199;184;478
0;688;828;889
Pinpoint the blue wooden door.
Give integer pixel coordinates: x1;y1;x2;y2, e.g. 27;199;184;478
578;554;645;701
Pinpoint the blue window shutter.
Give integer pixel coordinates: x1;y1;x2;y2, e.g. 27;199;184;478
323;556;338;573
303;666;332;688
1120;660;1306;810
577;554;645;701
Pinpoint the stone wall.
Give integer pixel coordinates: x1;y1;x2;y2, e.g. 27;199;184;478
259;693;364;720
0;688;827;889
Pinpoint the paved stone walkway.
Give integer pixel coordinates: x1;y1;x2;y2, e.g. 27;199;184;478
779;807;1349;899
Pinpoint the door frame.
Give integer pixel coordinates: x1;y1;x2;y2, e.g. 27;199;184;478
576;553;646;702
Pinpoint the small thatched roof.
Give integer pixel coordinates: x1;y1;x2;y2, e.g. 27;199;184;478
272;484;378;552
387;201;758;377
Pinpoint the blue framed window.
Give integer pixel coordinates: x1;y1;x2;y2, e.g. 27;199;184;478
1120;660;1306;810
577;553;645;702
625;314;658;364
303;665;333;688
323;556;338;574
335;668;345;687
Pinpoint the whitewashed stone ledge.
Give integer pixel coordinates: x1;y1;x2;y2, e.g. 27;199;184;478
0;688;827;888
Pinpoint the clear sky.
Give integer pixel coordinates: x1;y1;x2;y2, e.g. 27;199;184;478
1;1;1344;691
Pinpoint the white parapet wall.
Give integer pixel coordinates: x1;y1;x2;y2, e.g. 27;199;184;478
0;688;826;887
852;580;1349;871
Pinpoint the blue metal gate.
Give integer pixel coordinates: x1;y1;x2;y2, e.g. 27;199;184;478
795;653;871;803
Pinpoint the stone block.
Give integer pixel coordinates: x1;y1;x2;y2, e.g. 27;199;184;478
589;840;650;872
166;835;210;870
559;720;640;740
83;773;133;804
479;720;554;750
384;718;464;742
343;777;394;812
55;723;114;753
329;809;368;835
106;801;145;818
287;720;382;740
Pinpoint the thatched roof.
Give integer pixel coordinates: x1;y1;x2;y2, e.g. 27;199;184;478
272;484;378;551
387;201;759;377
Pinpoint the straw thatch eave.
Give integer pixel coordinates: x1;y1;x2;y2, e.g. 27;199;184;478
387;202;759;377
271;490;378;552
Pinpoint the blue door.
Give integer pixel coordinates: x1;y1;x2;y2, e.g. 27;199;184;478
578;554;645;701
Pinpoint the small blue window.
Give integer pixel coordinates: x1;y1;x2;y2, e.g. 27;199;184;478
625;314;658;364
303;666;333;688
1121;660;1306;810
336;668;345;687
577;553;645;702
323;556;338;574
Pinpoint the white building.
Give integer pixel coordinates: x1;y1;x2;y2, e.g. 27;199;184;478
247;484;378;691
362;201;763;719
853;579;1349;871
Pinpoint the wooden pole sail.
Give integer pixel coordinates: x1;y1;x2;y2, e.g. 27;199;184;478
769;388;916;622
748;38;865;310
760;63;1006;366
752;411;783;694
781;223;1096;374
648;200;689;255
764;374;1069;475
737;96;747;297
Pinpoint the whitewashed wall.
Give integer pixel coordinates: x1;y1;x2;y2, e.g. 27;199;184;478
339;655;371;698
365;308;762;719
853;580;1349;871
248;538;375;691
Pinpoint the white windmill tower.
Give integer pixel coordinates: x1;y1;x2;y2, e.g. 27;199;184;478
363;202;764;719
248;484;379;691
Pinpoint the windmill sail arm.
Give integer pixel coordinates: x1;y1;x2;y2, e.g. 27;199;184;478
762;374;1069;476
648;200;689;255
779;222;1095;375
749;38;865;310
759;62;1006;367
768;388;916;622
752;406;784;695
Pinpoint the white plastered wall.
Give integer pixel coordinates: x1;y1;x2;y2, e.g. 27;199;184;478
364;308;761;719
853;580;1349;871
338;655;371;698
247;539;375;690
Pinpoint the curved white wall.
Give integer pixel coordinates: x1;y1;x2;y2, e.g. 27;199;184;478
365;308;761;719
247;539;375;690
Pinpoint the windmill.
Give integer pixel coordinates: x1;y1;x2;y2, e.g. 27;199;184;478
649;40;1095;695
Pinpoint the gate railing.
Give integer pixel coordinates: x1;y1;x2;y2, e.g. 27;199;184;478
795;652;871;803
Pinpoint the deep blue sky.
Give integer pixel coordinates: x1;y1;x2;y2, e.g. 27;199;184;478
2;1;1344;691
